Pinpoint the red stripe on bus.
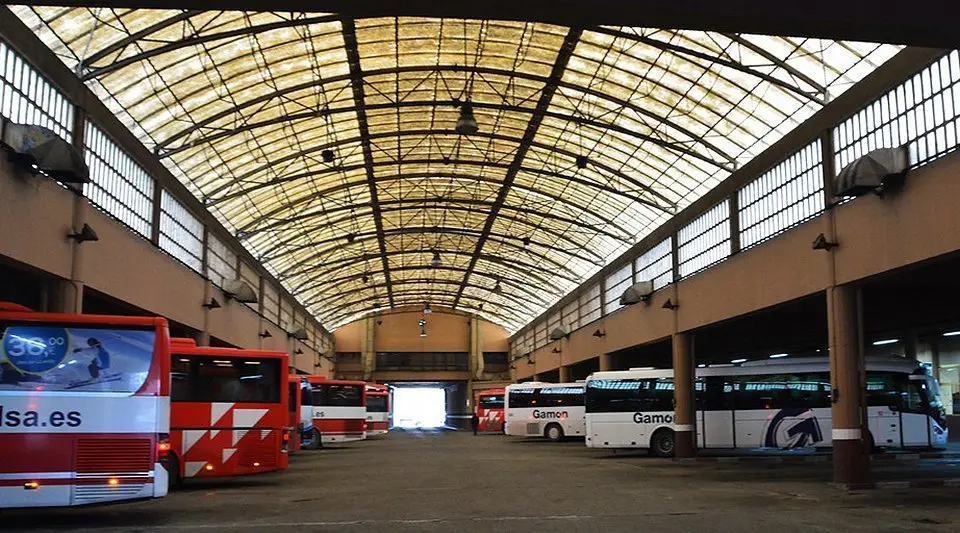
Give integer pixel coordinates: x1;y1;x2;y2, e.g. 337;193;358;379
0;433;157;474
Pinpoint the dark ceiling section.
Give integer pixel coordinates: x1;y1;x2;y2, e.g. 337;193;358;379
15;1;959;47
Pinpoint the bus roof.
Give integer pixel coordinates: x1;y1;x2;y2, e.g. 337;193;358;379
365;383;388;393
305;376;365;386
477;388;505;396
586;356;925;382
0;303;168;328
170;337;288;360
506;382;585;391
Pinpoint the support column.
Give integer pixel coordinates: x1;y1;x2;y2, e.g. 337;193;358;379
532;373;541;382
598;353;612;372
196;280;212;346
828;284;871;485
360;316;376;381
58;195;88;313
905;329;919;360
672;332;696;458
470;315;484;380
559;365;571;383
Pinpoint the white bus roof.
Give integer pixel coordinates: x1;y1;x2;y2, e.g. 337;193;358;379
586;356;925;382
506;382;585;390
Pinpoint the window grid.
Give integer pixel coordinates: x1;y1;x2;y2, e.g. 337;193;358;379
83;122;154;238
159;190;203;273
206;233;237;288
739;140;824;249
561;300;579;332
835;51;960;172
280;301;293;331
634;238;674;290
534;322;547;350
603;264;633;315
677;200;731;278
546;311;561;338
0;40;73;143
262;283;280;323
579;283;602;326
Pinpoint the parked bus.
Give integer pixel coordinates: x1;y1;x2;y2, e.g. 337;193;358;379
0;303;171;508
475;388;505;433
505;382;586;441
585;357;948;456
288;375;314;451
365;383;390;437
306;377;366;445
168;339;289;484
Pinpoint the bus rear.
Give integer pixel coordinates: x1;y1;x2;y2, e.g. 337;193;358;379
475;388;505;433
0;303;171;508
307;377;366;444
365;383;390;437
288;376;314;451
169;340;289;482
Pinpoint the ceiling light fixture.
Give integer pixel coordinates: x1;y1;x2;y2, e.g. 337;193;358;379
731;358;748;364
492;280;502;295
455;103;478;134
575;155;589;169
423;304;432;314
429;250;441;268
321;149;335;163
769;353;789;359
872;338;899;346
943;331;960;337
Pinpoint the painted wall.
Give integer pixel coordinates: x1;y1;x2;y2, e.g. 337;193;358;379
332;306;508;354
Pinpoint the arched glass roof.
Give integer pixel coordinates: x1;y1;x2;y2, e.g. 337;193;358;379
13;8;900;330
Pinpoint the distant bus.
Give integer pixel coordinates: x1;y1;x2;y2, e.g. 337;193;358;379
288;376;314;452
365;383;390;437
505;382;586;441
475;388;505;432
585;357;948;456
0;303;171;507
306;377;366;444
169;339;289;483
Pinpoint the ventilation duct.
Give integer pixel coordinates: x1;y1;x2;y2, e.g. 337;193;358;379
0;119;89;183
222;279;258;303
619;280;655;305
834;146;908;198
549;326;569;340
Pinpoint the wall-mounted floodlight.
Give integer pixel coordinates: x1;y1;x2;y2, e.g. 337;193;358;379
620;280;654;305
592;328;606;338
258;330;272;339
551;346;562;354
549;326;569;341
812;233;837;251
68;223;99;243
288;327;309;341
294;348;304;355
661;298;679;310
222;279;258;303
201;297;221;310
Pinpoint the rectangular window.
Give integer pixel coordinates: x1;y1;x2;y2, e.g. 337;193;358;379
603;264;633;315
312;383;363;407
579;283;602;325
561;300;579;331
0;40;73;143
83;122;154;238
585;379;643;413
546;311;561;338
835;51;960;171
634;238;673;290
159;190;203;272
170;356;281;404
538;386;585;407
206;233;237;288
739;140;824;249
262;283;280;323
508;388;537;408
479;394;504;408
366;396;389;413
677;200;730;277
730;373;830;410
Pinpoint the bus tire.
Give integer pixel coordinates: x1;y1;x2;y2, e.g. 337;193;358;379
304;428;322;450
166;454;181;491
650;428;675;457
544;423;564;442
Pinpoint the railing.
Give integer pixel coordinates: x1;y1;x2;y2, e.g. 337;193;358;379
512;50;960;358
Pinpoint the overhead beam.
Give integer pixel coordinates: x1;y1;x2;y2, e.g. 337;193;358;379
340;16;394;308
302;277;545;311
319;289;531;327
14;1;957;48
453;27;582;310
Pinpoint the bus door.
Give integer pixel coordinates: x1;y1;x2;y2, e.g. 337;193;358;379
699;377;735;448
899;374;934;447
865;372;901;447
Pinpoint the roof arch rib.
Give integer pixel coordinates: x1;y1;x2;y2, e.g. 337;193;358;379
305;278;546;311
318;290;530;328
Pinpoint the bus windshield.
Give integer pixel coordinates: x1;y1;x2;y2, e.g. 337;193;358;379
314;383;363;406
0;322;156;394
366;395;389;412
171;356;281;403
479;394;504;408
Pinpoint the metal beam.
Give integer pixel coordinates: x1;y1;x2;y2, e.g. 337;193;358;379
269;227;590;282
78;10;201;70
318;289;531;327
155;64;736;167
721;33;830;97
209;157;663;211
241;199;630;249
452;27;582;310
79;14;340;80
340;16;394;308
303;277;545;310
224;170;633;237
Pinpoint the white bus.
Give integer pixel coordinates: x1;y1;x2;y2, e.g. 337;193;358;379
505;382;585;441
585;357;947;456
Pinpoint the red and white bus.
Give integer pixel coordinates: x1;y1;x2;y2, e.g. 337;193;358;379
288;375;314;452
306;377;366;445
365;383;390;437
168;339;289;484
0;303;171;508
475;388;505;433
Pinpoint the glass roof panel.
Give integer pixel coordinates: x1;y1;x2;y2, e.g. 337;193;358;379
12;7;902;330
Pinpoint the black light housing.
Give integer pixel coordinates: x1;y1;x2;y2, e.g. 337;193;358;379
429;251;441;268
455;103;478;134
321;149;335;163
68;223;99;243
202;297;221;310
258;329;272;338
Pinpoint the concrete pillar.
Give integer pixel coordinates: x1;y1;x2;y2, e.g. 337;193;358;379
58;195;88;313
827;284;871;485
905;329;919;360
558;365;571;383
470;315;484;379
196;280;212;346
532;373;541;382
360;316;376;381
672;332;696;458
598;353;613;372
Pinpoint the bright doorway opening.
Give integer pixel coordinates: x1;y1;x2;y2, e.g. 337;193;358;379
392;386;446;429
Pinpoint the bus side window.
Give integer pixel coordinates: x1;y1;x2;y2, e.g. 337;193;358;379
638;378;673;411
699;377;733;410
866;371;900;408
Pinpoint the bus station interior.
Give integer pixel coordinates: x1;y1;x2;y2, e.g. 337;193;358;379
3;1;960;530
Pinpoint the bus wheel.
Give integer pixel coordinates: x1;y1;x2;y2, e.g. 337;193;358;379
544;423;564;442
308;428;324;450
166;454;181;491
650;429;675;457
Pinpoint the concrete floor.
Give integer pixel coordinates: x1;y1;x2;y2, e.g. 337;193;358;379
5;429;960;532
